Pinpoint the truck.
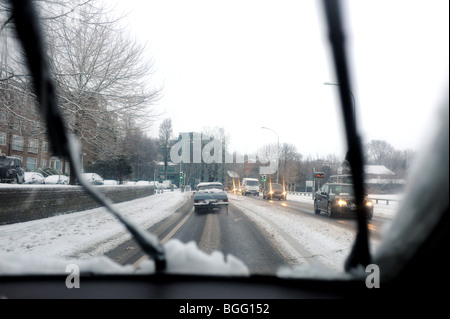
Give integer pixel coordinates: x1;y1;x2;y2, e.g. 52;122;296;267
241;177;260;196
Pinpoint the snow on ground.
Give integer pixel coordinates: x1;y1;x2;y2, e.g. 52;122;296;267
0;188;400;278
229;193;400;275
0;190;250;276
231;196;359;274
0;190;189;259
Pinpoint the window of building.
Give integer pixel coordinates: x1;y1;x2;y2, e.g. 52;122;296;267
30;122;39;134
13;119;22;131
41;159;47;168
55;160;61;171
42;141;48;153
28;139;38;154
0;132;6;145
12;135;24;151
50;158;62;171
26;157;37;171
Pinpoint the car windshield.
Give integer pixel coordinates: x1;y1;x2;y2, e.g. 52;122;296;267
329;185;354;195
0;158;14;166
271;184;284;190
0;0;448;285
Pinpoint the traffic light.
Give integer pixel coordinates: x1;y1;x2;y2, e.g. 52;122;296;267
260;175;266;182
180;172;183;180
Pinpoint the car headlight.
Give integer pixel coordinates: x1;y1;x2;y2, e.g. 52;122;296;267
365;201;373;207
337;199;347;206
269;191;274;194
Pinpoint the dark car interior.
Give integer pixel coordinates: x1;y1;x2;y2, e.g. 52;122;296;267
0;0;448;306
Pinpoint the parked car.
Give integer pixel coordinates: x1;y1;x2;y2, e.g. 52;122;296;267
44;174;69;185
161;180;173;189
81;173;104;185
314;183;374;219
0;155;25;184
23;172;45;184
193;182;229;214
103;179;119;185
262;182;286;200
241;177;260;196
135;180;151;186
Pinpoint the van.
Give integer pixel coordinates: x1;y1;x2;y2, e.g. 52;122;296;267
241;178;260;196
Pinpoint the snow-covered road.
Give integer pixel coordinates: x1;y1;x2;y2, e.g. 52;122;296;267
0;189;400;276
229;194;392;273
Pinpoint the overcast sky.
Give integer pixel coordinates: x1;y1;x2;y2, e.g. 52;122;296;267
111;0;448;158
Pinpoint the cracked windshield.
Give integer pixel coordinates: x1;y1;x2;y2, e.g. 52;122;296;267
0;0;448;276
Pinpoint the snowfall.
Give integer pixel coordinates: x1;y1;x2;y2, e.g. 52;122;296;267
0;184;402;279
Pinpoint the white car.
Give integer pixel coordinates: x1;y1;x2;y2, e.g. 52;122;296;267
81;173;104;185
44;175;69;185
103;179;118;185
23;172;45;184
241;177;260;196
135;180;151;186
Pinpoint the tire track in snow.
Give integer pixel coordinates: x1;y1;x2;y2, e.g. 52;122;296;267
230;197;362;272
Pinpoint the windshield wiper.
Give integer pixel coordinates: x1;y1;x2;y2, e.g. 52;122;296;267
8;0;166;272
321;0;371;272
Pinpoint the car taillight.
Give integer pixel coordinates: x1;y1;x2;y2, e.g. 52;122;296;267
194;200;199;203
223;198;228;202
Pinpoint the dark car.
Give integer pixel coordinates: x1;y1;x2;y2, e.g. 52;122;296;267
262;182;287;200
314;183;374;219
0;155;25;184
193;182;229;214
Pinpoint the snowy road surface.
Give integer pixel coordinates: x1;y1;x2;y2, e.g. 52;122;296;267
0;189;399;275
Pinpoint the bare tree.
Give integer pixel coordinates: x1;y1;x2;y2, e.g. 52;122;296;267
158;118;173;180
1;0;162;182
364;139;395;165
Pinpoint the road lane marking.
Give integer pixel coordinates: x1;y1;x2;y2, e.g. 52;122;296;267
132;209;193;269
160;209;193;244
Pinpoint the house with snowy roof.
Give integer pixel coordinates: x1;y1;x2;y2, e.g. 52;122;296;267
364;165;395;179
363;165;405;194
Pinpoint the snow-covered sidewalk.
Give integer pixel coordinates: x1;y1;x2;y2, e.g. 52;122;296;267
0;191;190;259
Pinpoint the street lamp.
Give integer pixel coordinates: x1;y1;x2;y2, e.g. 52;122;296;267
261;126;279;183
324;82;356;123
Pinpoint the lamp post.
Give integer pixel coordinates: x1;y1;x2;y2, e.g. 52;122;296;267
261;126;279;183
324;82;356;123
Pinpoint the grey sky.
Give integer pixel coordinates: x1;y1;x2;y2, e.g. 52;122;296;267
111;0;449;158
